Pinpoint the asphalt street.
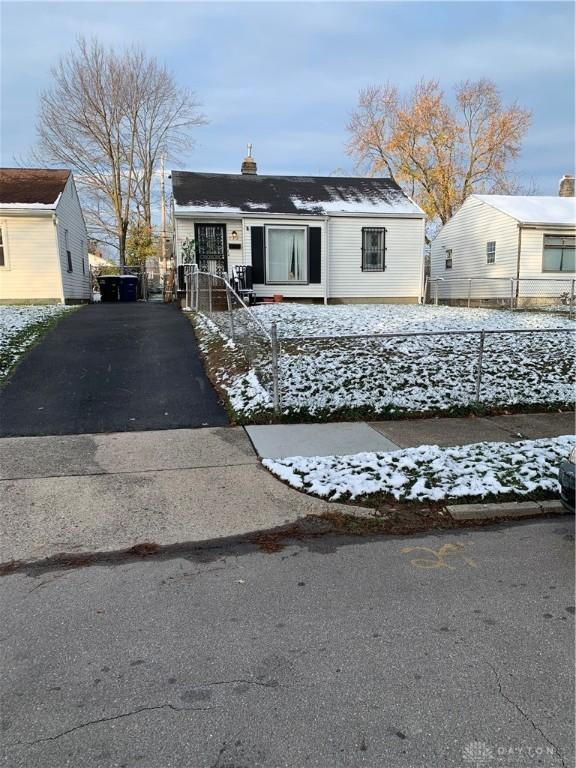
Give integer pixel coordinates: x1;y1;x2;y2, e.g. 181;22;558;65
1;517;574;768
0;303;228;436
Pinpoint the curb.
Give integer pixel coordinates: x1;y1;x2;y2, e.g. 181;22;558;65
446;499;567;521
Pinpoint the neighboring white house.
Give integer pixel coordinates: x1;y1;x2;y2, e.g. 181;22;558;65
430;181;576;304
172;151;426;303
0;168;90;304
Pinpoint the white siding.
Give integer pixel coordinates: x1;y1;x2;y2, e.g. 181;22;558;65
0;214;63;302
430;197;518;299
328;216;425;300
518;227;576;278
55;175;90;301
174;213;428;300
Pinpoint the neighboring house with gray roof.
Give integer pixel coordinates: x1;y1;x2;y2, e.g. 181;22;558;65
172;150;426;303
0;168;90;304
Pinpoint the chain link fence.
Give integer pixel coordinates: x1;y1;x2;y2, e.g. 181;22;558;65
424;277;575;317
184;266;574;418
272;326;575;416
184;267;281;407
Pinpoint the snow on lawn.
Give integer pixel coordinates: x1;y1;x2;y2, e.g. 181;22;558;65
200;304;575;418
0;305;72;380
251;302;574;338
193;313;272;415
263;435;576;503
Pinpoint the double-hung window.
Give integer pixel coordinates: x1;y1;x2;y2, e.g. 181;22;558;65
361;228;386;271
486;241;496;264
542;235;575;273
0;227;5;268
265;226;308;284
445;248;453;269
65;229;73;272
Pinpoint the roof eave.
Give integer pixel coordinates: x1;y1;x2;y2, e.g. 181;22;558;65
174;207;424;219
518;221;576;229
0;206;56;216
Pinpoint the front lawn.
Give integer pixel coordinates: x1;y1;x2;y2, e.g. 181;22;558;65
0;305;74;383
192;303;575;422
263;435;576;505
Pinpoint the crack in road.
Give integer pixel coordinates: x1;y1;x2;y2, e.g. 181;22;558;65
7;680;281;749
8;703;217;748
487;662;566;767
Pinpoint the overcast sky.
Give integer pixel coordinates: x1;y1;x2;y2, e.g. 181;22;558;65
1;1;574;194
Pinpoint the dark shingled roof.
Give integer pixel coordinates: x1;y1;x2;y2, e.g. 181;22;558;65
0;168;70;206
171;171;422;216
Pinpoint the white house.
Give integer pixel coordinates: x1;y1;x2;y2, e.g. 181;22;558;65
430;181;576;305
172;151;425;303
0;168;90;304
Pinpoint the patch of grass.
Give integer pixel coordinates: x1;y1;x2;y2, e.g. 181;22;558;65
0;308;79;385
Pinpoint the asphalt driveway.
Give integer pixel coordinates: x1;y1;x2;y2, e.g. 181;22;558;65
0;303;228;436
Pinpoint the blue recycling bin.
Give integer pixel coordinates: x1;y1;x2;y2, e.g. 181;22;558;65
118;275;138;302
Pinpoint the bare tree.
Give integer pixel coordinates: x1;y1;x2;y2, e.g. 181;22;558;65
347;79;531;224
35;37;205;263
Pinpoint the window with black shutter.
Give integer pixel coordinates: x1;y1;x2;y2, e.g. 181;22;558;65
250;226;265;284
361;228;386;271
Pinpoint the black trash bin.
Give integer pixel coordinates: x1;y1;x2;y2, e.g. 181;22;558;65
118;275;139;302
97;275;120;302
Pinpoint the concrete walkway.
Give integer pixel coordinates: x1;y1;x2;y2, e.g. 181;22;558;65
1;412;573;565
0;427;365;565
246;412;575;458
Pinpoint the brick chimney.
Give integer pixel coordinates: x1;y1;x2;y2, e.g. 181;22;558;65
559;174;575;197
241;143;257;175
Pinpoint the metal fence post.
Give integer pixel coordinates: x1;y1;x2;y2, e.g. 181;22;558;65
434;280;439;306
468;279;472;309
510;279;515;311
225;283;236;342
475;330;486;403
570;279;575;320
423;276;429;305
208;275;213;314
270;321;281;416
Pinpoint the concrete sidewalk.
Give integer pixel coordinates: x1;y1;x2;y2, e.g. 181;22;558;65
246;412;574;458
0;427;366;565
1;412;573;565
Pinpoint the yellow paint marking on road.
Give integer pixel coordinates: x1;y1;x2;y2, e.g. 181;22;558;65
401;542;477;570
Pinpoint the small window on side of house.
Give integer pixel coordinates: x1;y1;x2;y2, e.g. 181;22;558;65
543;234;576;272
487;241;496;264
65;229;73;272
361;228;386;272
0;228;5;267
445;248;453;269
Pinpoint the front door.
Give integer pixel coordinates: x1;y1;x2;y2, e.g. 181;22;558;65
195;223;227;277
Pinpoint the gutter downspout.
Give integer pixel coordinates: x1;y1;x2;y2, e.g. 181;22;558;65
515;224;523;300
323;216;329;305
53;213;66;304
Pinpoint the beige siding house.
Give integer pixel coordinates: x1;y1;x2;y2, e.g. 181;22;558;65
430;184;576;304
172;151;426;303
0;168;90;304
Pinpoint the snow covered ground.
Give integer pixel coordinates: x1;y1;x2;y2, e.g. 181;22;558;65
199;303;575;418
263;435;576;503
0;305;72;381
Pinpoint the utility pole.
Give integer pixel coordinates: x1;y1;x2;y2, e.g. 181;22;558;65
160;154;167;274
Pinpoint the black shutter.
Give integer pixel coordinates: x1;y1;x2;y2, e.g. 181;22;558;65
251;227;265;283
308;227;322;284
